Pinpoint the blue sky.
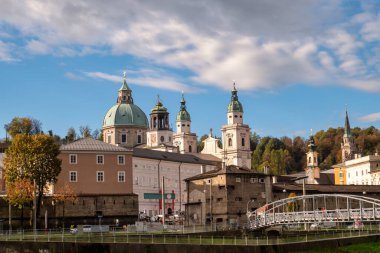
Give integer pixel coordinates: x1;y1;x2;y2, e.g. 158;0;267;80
0;0;380;140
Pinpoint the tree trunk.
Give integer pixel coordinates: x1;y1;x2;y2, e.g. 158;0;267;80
21;205;24;229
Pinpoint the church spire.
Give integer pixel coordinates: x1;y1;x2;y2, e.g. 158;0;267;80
344;109;351;137
117;72;133;104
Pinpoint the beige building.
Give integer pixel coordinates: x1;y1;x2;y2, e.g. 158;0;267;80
56;138;133;194
185;165;271;228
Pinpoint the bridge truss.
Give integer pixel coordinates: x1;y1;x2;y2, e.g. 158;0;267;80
247;194;380;230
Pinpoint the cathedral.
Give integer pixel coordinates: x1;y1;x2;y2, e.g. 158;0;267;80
99;73;253;215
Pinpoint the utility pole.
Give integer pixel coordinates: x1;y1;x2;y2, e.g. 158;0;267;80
161;176;165;225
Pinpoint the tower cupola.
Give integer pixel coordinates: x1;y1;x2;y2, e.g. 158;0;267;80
227;82;244;124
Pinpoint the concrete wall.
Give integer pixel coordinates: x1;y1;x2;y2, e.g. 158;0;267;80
0;194;138;229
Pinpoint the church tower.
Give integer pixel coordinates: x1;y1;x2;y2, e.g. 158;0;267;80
146;96;173;148
221;83;251;169
173;93;197;153
341;110;357;162
305;132;320;183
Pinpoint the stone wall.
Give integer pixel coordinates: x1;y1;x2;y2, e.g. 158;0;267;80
0;194;138;230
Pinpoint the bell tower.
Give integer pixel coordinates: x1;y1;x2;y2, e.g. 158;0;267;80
146;96;173;147
305;131;320;183
173;93;197;153
221;83;251;168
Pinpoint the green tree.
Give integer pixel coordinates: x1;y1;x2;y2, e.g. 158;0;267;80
197;134;209;152
66;127;77;142
79;125;92;138
4;134;62;227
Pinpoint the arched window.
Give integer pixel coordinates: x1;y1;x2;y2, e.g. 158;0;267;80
189;145;192;152
228;138;232;147
314;157;317;163
308;157;311;163
242;138;245;147
153;117;157;128
160;136;165;142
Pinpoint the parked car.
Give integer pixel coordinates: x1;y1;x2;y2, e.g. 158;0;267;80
310;222;336;230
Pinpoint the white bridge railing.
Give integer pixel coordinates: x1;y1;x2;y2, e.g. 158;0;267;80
247;194;380;230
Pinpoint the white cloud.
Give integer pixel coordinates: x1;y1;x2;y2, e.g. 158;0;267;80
26;40;50;54
0;0;379;93
83;70;202;93
358;112;380;122
0;41;17;62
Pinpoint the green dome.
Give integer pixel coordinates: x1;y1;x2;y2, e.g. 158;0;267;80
103;103;149;128
228;84;243;113
176;94;191;121
177;110;191;121
228;100;244;113
151;101;167;113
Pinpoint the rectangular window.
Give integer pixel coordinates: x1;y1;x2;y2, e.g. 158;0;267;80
69;171;77;182
236;177;241;183
259;178;265;183
121;134;127;143
137;135;142;144
118;155;125;165
97;171;104;182
339;172;343;178
107;135;111;143
69;154;77;164
97;155;104;164
235;197;242;201
118;171;125;182
217;198;223;202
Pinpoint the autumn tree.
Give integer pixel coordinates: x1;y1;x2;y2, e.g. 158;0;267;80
5;117;42;138
4;134;61;227
5;179;34;228
54;183;77;228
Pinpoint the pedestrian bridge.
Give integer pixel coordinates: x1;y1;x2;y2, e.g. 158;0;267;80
246;194;380;230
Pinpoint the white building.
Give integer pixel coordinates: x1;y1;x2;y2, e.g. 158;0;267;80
346;155;380;185
132;148;218;216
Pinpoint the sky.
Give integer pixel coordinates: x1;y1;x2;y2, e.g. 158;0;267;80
0;0;380;140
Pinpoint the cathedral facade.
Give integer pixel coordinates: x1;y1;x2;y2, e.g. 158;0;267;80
99;74;254;215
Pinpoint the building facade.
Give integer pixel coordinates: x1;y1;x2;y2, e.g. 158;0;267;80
57;138;133;194
185;165;271;228
333;110;380;185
